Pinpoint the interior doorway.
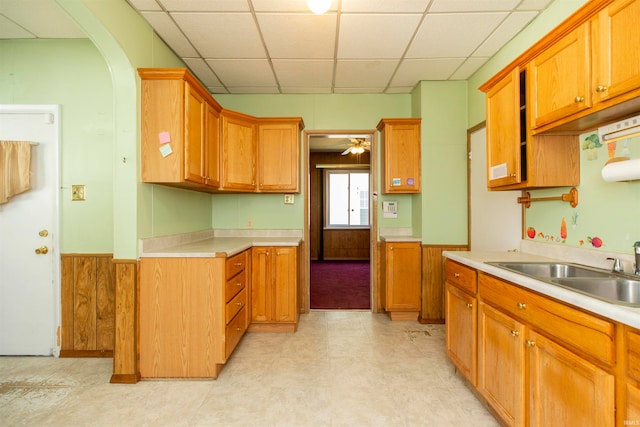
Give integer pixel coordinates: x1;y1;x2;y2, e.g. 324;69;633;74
303;131;378;311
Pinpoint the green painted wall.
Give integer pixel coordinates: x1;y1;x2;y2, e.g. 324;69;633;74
0;39;114;253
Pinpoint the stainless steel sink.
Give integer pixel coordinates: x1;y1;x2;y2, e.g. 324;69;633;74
487;262;613;279
487;261;640;306
551;277;640;306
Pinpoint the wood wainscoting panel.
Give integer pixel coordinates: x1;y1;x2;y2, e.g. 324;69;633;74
60;254;115;357
323;228;370;260
110;259;139;384
421;245;469;324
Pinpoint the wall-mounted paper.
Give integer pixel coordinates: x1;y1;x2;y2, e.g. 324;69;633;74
160;144;173;158
158;131;171;144
601;158;640;182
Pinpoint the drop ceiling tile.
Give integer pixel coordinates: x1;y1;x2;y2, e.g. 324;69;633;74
391;58;465;85
208;86;229;94
334;87;385;93
518;0;553;10
251;0;337;13
429;0;519;12
206;59;276;87
385;86;418;93
0;15;35;38
341;0;428;13
226;86;280;94
281;87;332;94
474;11;538;57
172;13;266;58
449;57;489;80
141;11;198;56
183;58;222;87
272;60;334;88
158;0;248;12
257;13;336;59
338;14;422;59
335;60;398;88
0;0;85;38
406;13;507;58
126;0;162;11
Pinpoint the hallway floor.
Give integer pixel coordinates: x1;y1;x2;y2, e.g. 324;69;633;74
1;311;498;427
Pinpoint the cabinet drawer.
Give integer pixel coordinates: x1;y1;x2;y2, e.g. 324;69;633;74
226;288;246;324
226;307;247;359
445;260;477;295
225;269;246;302
626;326;640;382
479;272;615;367
226;251;247;280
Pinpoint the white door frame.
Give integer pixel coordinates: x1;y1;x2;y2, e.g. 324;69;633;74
0;104;61;356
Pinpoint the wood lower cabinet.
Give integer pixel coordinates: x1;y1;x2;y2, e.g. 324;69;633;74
478;302;525;427
250;246;298;332
445;283;477;385
622;326;640;426
139;251;249;379
60;254;115;357
381;241;421;320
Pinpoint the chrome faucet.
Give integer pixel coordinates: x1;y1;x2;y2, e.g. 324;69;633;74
634;241;640;276
607;257;624;273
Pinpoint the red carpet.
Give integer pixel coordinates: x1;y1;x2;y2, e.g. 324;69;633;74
310;261;371;309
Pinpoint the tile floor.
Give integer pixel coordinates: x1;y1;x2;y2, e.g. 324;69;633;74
1;311;499;427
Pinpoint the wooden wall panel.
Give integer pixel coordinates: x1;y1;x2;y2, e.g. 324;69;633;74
323;228;370;260
421;245;469;324
110;259;139;384
60;254;115;357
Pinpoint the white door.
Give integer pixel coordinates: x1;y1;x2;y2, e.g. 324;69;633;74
470;127;522;251
0;105;60;356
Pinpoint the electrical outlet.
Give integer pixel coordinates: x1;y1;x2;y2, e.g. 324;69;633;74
247;219;253;229
71;185;86;201
284;194;294;204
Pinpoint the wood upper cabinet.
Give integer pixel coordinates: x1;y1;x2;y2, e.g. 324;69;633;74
478;302;525;427
527;330;614;427
529;23;591;129
257;118;303;193
220;109;257;191
592;0;640;105
250;246;298;331
486;68;522;188
139;68;222;191
377;119;421;194
382;241;421;320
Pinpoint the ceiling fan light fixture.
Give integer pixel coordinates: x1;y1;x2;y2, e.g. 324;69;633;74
307;0;331;14
352;146;365;154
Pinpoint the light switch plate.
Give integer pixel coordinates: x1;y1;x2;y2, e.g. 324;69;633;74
284;194;294;204
72;185;86;201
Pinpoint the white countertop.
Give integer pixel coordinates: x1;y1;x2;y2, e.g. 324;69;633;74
140;229;302;258
443;250;640;329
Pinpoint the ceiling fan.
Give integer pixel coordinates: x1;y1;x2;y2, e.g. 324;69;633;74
341;138;371;155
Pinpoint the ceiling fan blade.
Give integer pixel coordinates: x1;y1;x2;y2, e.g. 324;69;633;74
363;145;370;151
341;147;352;155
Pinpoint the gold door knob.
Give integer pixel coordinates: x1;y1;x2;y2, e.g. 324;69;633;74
35;246;49;255
39;229;49;237
574;96;585;103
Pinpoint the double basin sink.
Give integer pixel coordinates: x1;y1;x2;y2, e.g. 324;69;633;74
487;261;640;306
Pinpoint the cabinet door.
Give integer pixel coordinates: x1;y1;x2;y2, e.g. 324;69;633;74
529;24;591;128
592;0;640;104
445;283;477;385
258;121;300;192
204;103;220;188
272;247;297;322
184;83;205;184
527;331;614;427
378;119;421;193
478;302;525;427
486;68;521;188
221;111;256;191
385;242;421;311
251;247;271;322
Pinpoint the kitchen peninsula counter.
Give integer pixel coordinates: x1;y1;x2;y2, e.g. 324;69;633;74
443;250;640;329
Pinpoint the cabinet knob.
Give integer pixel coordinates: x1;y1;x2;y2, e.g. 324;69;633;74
235;282;242;287
236;327;242;332
237;302;242;306
596;85;608;92
517;302;527;310
526;340;536;347
234;262;243;267
509;173;516;178
510;330;520;337
466;303;473;309
453;273;460;278
574;96;585;103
